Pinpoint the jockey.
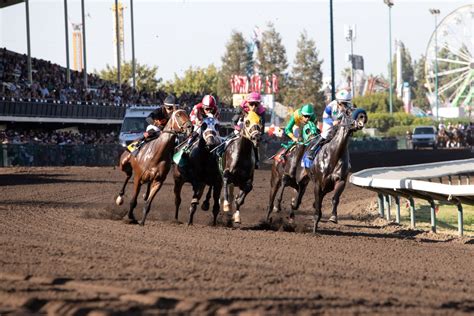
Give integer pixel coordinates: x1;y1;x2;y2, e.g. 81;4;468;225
129;94;176;155
232;92;266;169
284;103;318;142
321;89;353;140
185;95;220;149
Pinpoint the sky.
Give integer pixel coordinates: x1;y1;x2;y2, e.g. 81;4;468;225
0;0;472;85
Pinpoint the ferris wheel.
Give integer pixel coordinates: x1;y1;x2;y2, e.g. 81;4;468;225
425;4;473;108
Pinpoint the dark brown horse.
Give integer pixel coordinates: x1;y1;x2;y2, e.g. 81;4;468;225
309;108;367;233
222;111;262;224
116;109;192;226
437;128;449;148
173;116;223;226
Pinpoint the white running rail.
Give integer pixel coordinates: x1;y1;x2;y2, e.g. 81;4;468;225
350;159;474;236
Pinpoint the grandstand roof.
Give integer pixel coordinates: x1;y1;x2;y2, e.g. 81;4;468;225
0;0;23;9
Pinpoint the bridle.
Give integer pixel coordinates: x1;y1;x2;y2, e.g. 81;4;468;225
163;109;192;135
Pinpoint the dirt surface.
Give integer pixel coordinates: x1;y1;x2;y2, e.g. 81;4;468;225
0;166;473;315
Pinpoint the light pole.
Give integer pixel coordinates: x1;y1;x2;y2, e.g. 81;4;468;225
345;25;355;95
430;8;440;121
384;0;394;114
329;0;336;100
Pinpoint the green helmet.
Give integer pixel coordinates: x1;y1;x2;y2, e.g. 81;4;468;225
301;104;315;116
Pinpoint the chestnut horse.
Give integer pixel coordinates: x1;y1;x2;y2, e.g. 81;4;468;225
116;109;192;226
222;111;262;224
309;108;367;233
266;124;320;222
173;116;223;225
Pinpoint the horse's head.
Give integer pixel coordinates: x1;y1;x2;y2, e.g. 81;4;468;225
167;109;193;136
201;115;221;147
241;110;262;147
349;108;368;131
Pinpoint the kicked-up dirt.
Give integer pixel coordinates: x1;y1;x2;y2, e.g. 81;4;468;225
0;166;473;315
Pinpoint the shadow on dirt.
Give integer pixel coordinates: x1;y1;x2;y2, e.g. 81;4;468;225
0;174;118;186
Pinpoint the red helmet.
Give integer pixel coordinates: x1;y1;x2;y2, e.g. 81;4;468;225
202;95;216;108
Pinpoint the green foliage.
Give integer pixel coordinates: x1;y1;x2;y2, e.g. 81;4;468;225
284;31;325;113
163;65;218;97
365;112;434;133
353;92;403;113
412;55;430;111
217;31;252;103
257;22;288;101
389;41;415;92
96;61;160;92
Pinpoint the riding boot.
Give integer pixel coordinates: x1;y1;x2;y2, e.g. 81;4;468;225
306;136;323;160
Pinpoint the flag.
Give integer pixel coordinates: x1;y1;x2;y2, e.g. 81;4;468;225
272;74;278;93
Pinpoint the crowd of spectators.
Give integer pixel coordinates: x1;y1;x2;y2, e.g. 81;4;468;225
0;129;118;145
0;48;213;109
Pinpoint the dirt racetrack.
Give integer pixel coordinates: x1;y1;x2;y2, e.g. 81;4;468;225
1;166;473;315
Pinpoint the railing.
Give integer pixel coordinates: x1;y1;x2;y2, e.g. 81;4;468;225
0;100;125;121
350;159;474;236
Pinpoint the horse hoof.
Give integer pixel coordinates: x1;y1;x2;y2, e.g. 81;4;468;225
233;212;241;224
138;221;145;226
191;198;199;205
272;206;280;213
123;218;138;225
115;196;124;206
201;201;210;211
329;216;338;224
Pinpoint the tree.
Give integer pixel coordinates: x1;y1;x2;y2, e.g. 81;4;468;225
353;92;403;113
412;54;430;110
96;61;160;92
217;30;252;104
163;65;218;97
389;41;415;94
284;31;325;113
257;22;288;100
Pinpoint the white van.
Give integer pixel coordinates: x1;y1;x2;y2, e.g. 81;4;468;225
118;106;157;147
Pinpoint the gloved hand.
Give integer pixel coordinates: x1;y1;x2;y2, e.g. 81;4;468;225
143;132;149;138
291;136;298;142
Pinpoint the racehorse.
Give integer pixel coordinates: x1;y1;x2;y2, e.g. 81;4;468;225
437;128;449;148
116;109;193;226
266;122;319;222
222;111;262;224
309;108;367;233
449;128;465;147
173;116;223;225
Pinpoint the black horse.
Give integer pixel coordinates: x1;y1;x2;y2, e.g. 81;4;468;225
222;111;262;224
173;116;223;225
309;108;368;233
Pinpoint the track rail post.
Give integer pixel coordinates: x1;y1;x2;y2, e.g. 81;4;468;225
409;197;415;228
378;194;385;218
395;196;400;224
457;204;463;237
429;200;437;233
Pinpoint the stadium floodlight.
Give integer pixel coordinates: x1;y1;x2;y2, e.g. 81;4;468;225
429;8;440;121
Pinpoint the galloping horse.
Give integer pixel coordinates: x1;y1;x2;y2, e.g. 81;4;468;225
173;116;223;225
267;122;319;222
449;128;465;147
437;128;449;148
222;111;262;224
309;108;367;233
116;109;193;226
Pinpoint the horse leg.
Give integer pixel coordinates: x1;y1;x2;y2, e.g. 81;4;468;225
312;183;323;233
116;172;131;206
289;176;310;220
126;177;141;224
212;182;222;226
143;182;151;201
222;171;233;213
201;185;212;211
139;180;164;226
233;182;252;224
188;183;205;225
266;171;282;220
330;180;346;224
174;177;184;222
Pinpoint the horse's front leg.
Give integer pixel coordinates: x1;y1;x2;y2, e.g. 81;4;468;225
212;182;222;226
289;175;310;222
140;179;164;226
173;176;185;222
143;182;151;201
267;168;282;220
125;177;141;224
330;180;346;224
233;181;253;224
312;183;323;233
188;183;205;225
116;172;131;206
201;185;212;211
222;170;233;213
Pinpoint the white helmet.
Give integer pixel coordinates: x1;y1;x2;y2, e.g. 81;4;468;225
335;89;352;102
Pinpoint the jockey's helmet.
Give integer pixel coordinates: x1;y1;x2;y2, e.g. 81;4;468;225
164;94;176;107
202;95;216;108
301;104;315;117
246;92;261;103
335;89;352;103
